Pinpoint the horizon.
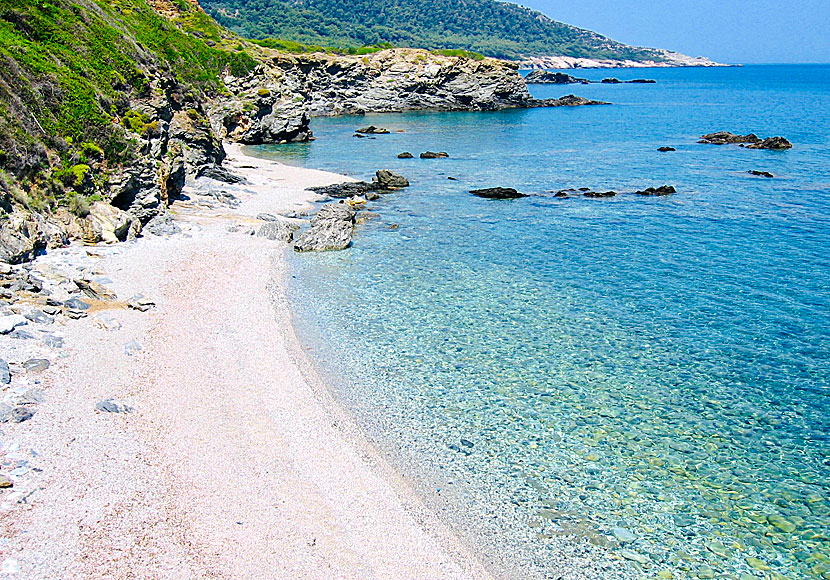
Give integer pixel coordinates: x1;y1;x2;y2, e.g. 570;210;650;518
515;0;830;65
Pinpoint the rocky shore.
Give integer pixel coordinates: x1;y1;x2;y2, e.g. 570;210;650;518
0;143;494;579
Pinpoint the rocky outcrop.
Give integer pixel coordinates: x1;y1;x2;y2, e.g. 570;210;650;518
534;94;610;107
420;151;449;159
633;185;676;196
524;71;590;84
257;220;299;242
699;132;792;149
293;202;357;252
658;147;676;152
373;170;409;190
515;51;725;70
470;187;527;199
356;126;390;134
748;170;774;178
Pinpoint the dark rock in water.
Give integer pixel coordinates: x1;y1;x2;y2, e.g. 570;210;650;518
554;190;572;198
658;146;676;152
601;78;622;84
470;187;527;199
356;125;390;135
748;170;774;178
294;202;357;252
257;220;298;243
524;71;591;85
63;298;91;311
23;359;50;373
747;136;792;150
0;358;9;384
308;182;372;198
448;176;458;181
584;190;618;198
538;94;610;107
365;191;380;201
397;152;414;159
373;170;410;190
420;151;449;159
699;131;762;145
628;79;657;84
96;399;134;414
634;185;676;196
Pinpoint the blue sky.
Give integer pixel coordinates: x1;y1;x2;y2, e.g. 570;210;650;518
517;0;830;64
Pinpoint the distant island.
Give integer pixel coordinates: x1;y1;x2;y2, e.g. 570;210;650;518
200;0;721;67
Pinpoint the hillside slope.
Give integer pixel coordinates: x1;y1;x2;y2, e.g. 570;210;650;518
200;0;666;61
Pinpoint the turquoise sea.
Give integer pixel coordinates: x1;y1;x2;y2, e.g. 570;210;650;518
251;65;830;580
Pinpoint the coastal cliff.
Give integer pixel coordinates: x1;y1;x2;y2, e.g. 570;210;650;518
0;0;570;263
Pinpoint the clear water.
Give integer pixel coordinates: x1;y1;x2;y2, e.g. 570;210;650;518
250;65;830;580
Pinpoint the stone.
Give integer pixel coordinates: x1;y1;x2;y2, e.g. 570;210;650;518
749;170;774;178
374;170;410;190
524;71;591;84
629;79;657;83
584;190;617;198
127;295;155;312
93;313;122;331
612;527;636;543
356;125;390;134
602;78;622;84
747;136;792;150
96;399;134;414
8;407;34;423
697;565;715;578
257;220;299;243
0;475;12;488
42;333;64;348
293;203;356;252
658;146;676;152
257;213;279;222
74;279;117;301
634;185;676;196
420;151;449;159
746;557;770;571
470;187;527;199
397;152;414;159
124;340;143;356
308;182;373;198
63;298;91;311
706;541;729;558
0;359;9;384
23;309;53;324
0;315;27;334
620;550;649;564
23;359;50;373
86;202;137;244
533;94;610;107
143;212;182;237
768;514;797;532
699;131;762;145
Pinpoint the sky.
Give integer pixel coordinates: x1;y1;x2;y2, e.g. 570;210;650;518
516;0;830;64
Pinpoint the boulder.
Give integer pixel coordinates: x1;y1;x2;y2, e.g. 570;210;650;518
699;131;762;145
540;94;611;107
601;78;622;84
0;314;28;334
420;151;449;159
308;182;372;198
470;187;527;199
74;278;117;301
397;152;414;159
96;399;134;414
293;202;357;252
257;220;298;243
628;79;656;83
634;185;676;196
373;170;410;190
356;125;390;134
0;213;48;264
584;190;618;198
747;137;792;150
658;147;676;152
748;170;774;178
524;71;591;84
0;358;9;384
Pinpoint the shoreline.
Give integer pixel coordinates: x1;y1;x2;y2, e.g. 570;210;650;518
0;143;494;579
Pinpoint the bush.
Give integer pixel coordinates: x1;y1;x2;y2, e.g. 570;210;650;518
81;142;104;160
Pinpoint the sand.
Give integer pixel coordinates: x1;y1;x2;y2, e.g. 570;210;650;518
0;144;493;579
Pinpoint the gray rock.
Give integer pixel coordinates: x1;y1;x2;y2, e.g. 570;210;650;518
23;359;50;373
3;407;35;423
524;71;591;84
308;182;372;198
699;131;762;145
530;94;610;107
256;213;279;222
658;146;676;152
257;220;298;243
420;151;449;159
143;212;182;237
124;340;143;356
0;358;9;384
612;527;637;543
126;295;156;312
747;136;792;150
373;170;410;190
9;329;35;339
95;399;134;414
74;278;117;301
633;185;676;196
356;125;390;134
470;187;527;199
23;309;53;325
0;315;28;334
42;334;64;348
93;313;122;331
294;202;356;252
397;152;414;159
63;298;91;311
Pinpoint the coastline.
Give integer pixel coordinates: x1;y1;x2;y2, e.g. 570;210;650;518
0;143;494;579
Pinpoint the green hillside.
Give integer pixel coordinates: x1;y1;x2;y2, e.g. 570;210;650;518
0;0;255;213
199;0;664;61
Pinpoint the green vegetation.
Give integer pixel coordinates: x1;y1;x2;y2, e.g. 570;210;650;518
201;0;664;61
0;0;257;213
249;37;396;56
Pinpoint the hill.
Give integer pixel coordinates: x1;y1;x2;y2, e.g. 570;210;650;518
199;0;666;62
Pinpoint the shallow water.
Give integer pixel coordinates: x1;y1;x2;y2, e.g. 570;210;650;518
252;65;830;580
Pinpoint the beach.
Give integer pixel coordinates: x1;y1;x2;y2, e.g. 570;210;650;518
0;144;493;579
